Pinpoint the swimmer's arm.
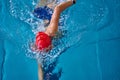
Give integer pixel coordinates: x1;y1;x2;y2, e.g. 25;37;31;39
45;1;73;36
38;64;43;80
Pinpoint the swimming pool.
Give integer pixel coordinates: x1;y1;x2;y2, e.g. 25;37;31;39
0;0;120;80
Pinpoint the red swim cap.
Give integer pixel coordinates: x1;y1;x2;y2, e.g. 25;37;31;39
35;32;52;51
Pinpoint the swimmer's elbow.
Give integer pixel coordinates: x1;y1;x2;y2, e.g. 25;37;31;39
54;5;62;13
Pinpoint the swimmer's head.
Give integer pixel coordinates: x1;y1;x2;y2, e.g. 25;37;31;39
35;32;52;52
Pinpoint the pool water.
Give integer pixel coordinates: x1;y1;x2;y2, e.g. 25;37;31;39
0;0;120;80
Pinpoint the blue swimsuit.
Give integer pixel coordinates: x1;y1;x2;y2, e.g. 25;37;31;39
33;6;53;20
33;6;64;26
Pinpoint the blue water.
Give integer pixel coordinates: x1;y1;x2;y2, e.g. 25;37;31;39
0;0;120;80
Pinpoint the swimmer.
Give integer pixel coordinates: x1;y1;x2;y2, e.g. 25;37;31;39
33;0;76;80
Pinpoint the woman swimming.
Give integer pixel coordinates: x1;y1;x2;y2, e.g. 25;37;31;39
33;0;76;80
